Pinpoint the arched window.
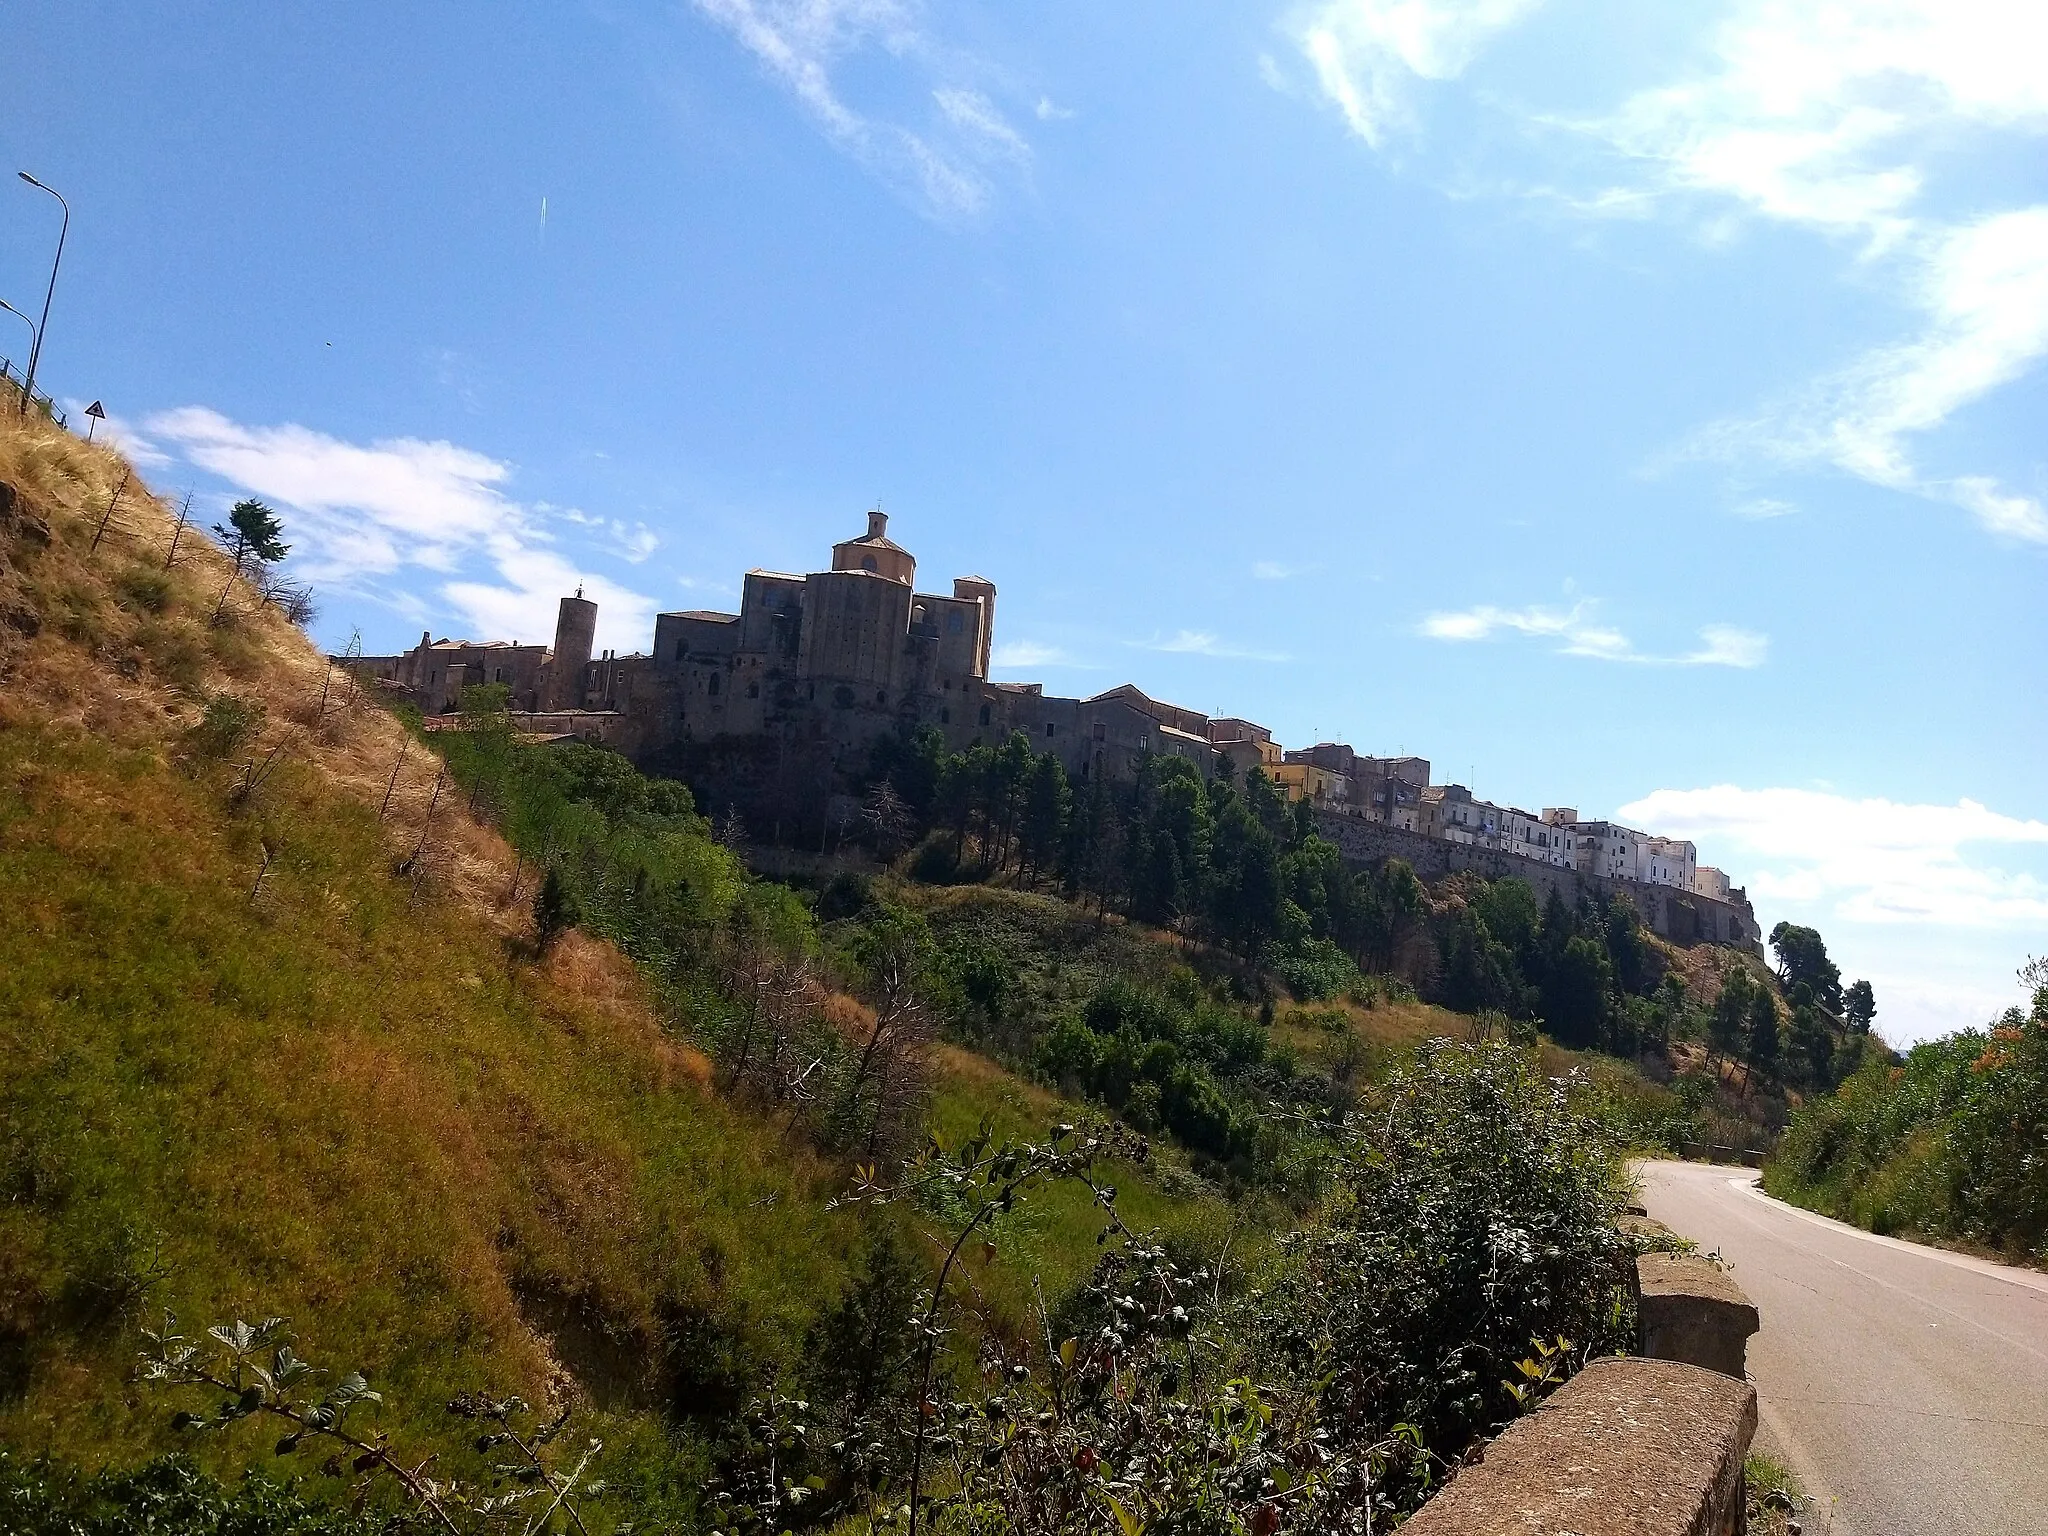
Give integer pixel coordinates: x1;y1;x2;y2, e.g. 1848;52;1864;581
707;673;721;697
861;555;878;572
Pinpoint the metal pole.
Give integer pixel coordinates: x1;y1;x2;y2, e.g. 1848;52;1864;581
0;299;34;404
17;173;69;417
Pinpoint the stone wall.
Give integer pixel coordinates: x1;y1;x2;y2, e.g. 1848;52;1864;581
1311;809;1763;955
1398;1357;1757;1536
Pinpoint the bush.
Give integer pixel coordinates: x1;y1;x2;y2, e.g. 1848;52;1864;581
1768;973;2048;1257
1272;937;1362;1002
1257;1040;1633;1454
183;693;264;760
0;1451;392;1536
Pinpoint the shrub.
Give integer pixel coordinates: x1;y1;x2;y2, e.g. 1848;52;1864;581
1257;1040;1633;1454
183;693;265;760
112;565;172;615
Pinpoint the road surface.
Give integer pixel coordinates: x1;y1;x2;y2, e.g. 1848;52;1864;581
1637;1160;2048;1536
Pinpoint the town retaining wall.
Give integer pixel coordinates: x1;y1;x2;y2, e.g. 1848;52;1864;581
1311;810;1763;955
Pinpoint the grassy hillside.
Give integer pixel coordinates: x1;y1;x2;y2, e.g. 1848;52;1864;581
0;414;1222;1518
0;416;866;1495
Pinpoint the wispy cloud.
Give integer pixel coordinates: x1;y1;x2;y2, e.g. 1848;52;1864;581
556;506;661;564
991;639;1090;672
1286;0;1543;147
1136;629;1291;663
1687;206;2048;542
1732;497;1796;520
145;407;655;651
688;0;1032;218
1251;559;1311;580
1287;0;2048;546
1419;601;1766;667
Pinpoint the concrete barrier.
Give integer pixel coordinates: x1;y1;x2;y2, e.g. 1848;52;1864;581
1638;1253;1760;1380
1399;1357;1757;1536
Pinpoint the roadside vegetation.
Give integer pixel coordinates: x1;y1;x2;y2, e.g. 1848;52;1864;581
1766;959;2048;1263
0;412;1832;1532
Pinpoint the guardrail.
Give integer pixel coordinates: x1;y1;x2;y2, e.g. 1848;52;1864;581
0;357;66;427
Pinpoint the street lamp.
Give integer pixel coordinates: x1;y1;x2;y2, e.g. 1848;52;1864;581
16;171;69;417
0;297;34;375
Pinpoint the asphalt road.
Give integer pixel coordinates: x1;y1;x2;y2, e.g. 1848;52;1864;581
1637;1160;2048;1536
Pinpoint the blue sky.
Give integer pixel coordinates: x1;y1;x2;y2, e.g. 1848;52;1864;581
6;1;2043;1042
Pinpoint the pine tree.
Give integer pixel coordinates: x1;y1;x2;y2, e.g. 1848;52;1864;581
1746;985;1781;1081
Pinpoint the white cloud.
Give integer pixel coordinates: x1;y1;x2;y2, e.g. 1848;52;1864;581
1288;0;1543;146
1419;601;1766;667
1034;95;1074;122
1137;629;1291;663
991;639;1087;671
1620;785;2048;931
145;408;655;652
1692;205;2048;541
1287;0;2048;546
935;87;1030;159
1251;559;1310;580
689;0;1031;218
1593;1;2048;245
1732;497;1796;520
556;506;661;564
1620;783;2048;1042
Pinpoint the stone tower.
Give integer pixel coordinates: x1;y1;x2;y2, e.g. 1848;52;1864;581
548;589;597;708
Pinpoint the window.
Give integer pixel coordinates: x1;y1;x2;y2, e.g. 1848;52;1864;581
707;673;721;697
876;689;887;704
861;555;877;572
978;704;991;726
675;640;686;661
940;706;951;724
947;610;964;634
1044;722;1055;737
746;682;759;699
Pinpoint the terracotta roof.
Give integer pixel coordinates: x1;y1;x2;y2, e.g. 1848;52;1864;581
837;530;912;555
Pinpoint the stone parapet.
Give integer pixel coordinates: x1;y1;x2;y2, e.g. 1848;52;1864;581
1399;1357;1757;1536
1638;1253;1761;1380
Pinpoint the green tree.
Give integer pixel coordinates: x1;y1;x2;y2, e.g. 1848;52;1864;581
211;498;290;620
1745;984;1780;1081
1769;921;1842;1011
1542;935;1612;1048
1843;978;1876;1034
533;866;580;954
1709;967;1752;1067
1017;751;1071;882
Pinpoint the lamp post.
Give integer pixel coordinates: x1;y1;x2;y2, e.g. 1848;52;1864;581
16;172;69;417
0;298;34;381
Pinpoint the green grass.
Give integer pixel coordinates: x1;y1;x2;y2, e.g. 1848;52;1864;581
0;723;862;1494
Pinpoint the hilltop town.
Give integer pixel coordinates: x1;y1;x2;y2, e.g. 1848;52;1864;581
356;508;1760;952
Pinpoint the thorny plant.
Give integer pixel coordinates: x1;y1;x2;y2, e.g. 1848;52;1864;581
137;1313;610;1536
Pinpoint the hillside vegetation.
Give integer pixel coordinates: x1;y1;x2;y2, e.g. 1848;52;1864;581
1766;962;2048;1263
1;409;1802;1535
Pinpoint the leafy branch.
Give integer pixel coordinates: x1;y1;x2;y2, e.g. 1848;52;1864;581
138;1313;607;1536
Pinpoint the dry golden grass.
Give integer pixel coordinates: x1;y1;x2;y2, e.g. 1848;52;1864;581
0;408;526;938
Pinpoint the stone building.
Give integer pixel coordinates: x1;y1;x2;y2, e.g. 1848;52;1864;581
346;507;1760;951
